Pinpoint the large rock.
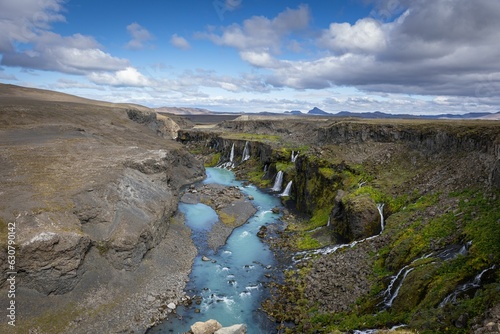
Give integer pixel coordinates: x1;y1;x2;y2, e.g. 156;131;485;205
215;324;247;334
330;192;380;241
191;319;223;334
16;217;91;294
72;149;202;270
126;108;180;139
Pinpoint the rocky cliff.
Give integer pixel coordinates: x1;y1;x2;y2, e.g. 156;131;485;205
177;115;500;333
0;85;204;333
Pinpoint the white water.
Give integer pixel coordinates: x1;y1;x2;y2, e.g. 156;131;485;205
383;266;414;308
271;171;283;192
217;143;236;169
150;168;283;334
376;203;385;232
294;203;386;262
439;265;496;307
229;143;235;163
279;181;292;197
291;151;299;162
241;141;250;162
380;253;433;309
353;324;408;333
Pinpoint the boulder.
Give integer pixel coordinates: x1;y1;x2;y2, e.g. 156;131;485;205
17;219;90;295
330;192;380;241
191;319;222;334
215;324;247;334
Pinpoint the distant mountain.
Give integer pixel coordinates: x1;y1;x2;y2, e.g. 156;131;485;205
308;107;329;115
284;110;303;115
331;110;500;120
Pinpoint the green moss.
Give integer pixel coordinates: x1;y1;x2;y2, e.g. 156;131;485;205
346;185;387;204
276;161;295;174
247;169;271;188
319;167;335;179
221;132;281;142
296;233;322;250
218;211;237;226
95;241;109;255
205;152;221;167
461;192;500;264
309;207;332;230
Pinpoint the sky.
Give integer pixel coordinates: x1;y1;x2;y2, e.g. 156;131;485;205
1;0;500;114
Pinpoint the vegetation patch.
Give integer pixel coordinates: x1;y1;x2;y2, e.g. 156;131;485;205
218;211;237;226
204;152;221;167
221;132;281;142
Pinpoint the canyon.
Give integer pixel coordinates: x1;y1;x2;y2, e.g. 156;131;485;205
1;84;499;333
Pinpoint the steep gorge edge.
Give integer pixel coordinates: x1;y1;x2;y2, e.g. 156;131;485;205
178;117;500;333
0;92;205;333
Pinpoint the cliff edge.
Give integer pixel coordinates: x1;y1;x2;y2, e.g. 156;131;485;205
0;84;204;333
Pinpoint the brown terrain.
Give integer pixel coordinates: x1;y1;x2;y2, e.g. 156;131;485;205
0;84;206;333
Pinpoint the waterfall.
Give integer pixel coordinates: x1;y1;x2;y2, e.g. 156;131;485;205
241;141;250;162
382;266;414;308
229;143;235;163
380;253;433;309
291;151;299;162
271;171;283;192
216;143;235;169
279;181;292;197
439;265;496;307
376;203;385;232
327;216;331;227
294;203;387;262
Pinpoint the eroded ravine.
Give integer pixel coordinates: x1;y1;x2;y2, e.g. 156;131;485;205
149;167;284;333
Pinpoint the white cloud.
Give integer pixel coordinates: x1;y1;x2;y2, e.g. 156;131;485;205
88;67;151;87
0;0;131;77
198;5;310;54
239;51;280;68
170;34;190;50
318;18;387;54
0;0;65;52
2;32;129;74
125;22;154;50
248;0;500;100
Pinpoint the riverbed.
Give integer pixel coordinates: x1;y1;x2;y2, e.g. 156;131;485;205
148;167;283;334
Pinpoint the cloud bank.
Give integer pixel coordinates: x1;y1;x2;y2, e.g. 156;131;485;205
0;0;148;87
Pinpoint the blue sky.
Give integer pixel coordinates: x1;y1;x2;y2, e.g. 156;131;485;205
1;0;499;114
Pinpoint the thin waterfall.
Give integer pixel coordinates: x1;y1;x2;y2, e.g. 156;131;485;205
241;141;250;162
271;171;284;192
229;143;235;163
383;267;414;308
291;151;299;162
380;253;433;309
279;181;292;197
439;265;497;307
295;203;386;262
217;143;235;169
376;203;385;232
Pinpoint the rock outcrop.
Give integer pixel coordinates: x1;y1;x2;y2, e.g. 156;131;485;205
190;319;247;334
178;114;500;333
181;184;257;251
127;108;181;139
0;85;204;333
330;192;380;241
